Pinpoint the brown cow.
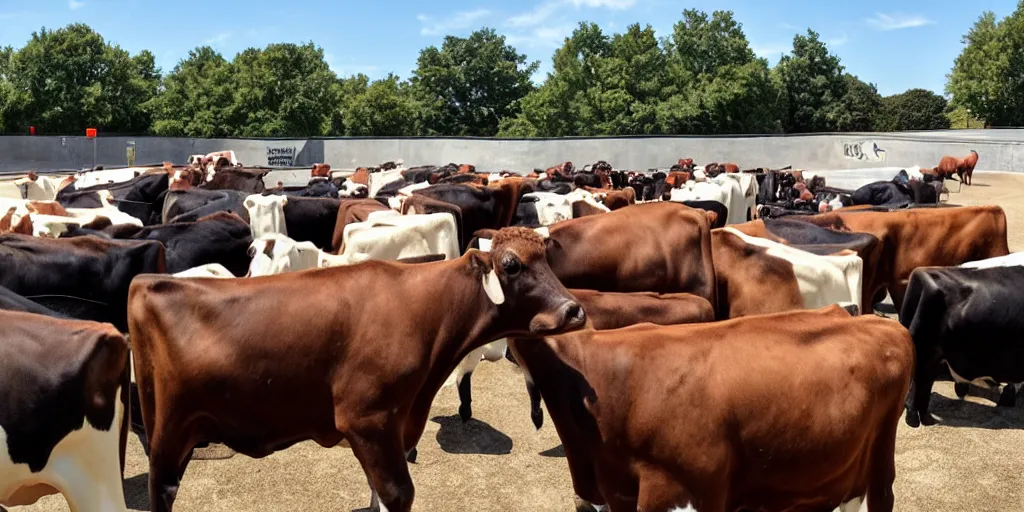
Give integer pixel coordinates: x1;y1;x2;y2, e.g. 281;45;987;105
789;205;1009;309
311;163;331;178
0;207;33;235
544;202;717;304
935;150;979;187
512;305;913;512
511;289;714;428
350;167;370;186
330;198;391;252
128;227;585;512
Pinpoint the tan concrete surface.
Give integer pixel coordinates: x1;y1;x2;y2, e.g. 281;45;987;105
13;171;1024;511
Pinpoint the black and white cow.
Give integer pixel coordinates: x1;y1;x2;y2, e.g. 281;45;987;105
0;310;130;511
901;263;1024;427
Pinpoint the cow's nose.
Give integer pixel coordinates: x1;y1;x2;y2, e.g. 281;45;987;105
564;302;585;327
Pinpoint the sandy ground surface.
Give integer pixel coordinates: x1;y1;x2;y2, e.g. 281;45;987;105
14;171;1024;512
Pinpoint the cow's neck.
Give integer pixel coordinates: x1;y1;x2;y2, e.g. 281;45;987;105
421;261;503;372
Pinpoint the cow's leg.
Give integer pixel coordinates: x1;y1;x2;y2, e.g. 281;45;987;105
998;384;1018;407
527;379;544;429
864;412;899;512
954;382;970;398
147;426;193;512
906;358;940;427
348;427;415;512
456;346;485;422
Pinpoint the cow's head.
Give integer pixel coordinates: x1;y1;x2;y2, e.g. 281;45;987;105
471;227;585;335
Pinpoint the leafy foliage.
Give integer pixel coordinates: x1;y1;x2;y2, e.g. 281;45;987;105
876;89;950;131
1;24;159;134
947;4;1024;126
775;30;848;133
342;74;420;136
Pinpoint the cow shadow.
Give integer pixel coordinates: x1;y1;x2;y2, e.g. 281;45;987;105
123;472;150;510
431;415;513;455
926;392;1024;430
539;444;565;458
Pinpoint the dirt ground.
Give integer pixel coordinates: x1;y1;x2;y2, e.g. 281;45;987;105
14;171;1024;512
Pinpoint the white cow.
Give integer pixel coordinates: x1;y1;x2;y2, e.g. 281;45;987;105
368;166;406;198
723;172;758;220
960;253;1024;269
386;182;432;210
0;175;66;200
247;234;323;277
669;175;747;225
243;194;288;238
338;211;459;264
720;227;863;310
74;168;139;189
522;190;610;226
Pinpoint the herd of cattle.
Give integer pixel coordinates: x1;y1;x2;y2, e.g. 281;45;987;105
1;148;1018;512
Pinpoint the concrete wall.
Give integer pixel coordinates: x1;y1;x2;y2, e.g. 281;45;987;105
1;131;1021;175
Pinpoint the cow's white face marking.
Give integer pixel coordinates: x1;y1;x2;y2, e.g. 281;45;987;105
482;269;505;305
838;494;867;512
534;226;550;239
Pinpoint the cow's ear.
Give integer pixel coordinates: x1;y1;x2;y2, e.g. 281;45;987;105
473;228;499;240
467;249;493;273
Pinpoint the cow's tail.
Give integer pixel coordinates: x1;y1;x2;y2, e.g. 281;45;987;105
119;343;132;476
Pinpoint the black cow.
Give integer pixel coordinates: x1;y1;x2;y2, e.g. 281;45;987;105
282;197;341;251
901;265;1024;427
0;234;166;331
536;179;573;195
0;285;66;317
119;212;252;277
0;310;131;510
162;189;250;224
412;183;517;251
55;172;169;226
513;195;542;227
276;178;339;199
681;200;728;229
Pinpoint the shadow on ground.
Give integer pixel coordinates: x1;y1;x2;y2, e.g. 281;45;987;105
927;393;1024;430
123;473;149;511
431;415;512;455
539;444;565;458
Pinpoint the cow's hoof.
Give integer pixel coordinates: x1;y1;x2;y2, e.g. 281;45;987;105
920;412;937;426
998;386;1017;407
954;382;970;398
406;447;418;464
905;409;921;428
458;403;472;423
531;408;544;430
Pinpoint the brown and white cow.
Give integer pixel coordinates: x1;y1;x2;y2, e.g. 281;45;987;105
788;205;1009;309
127;227;585;512
512;305;913;512
0;311;131;512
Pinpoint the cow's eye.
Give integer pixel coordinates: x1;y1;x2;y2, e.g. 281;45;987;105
502;255;522;276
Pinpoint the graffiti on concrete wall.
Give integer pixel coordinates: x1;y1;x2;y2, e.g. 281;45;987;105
266;145;296;166
843;141;887;162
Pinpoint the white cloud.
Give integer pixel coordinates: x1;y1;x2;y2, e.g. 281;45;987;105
507;2;559;28
752;43;789;59
865;12;932;31
827;34;849;47
204;32;232;45
417;9;492;36
506;23;574;49
68;0;85;10
568;0;636;9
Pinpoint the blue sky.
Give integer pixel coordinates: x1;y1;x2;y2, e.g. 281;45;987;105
0;0;1018;96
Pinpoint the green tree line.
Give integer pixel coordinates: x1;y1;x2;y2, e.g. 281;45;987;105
2;4;1019;138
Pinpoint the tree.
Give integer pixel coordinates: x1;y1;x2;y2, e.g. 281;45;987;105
342;74;420;136
4;24;160;134
230;43;341;137
413;28;538;136
0;46;25;133
876;89;950;131
658;10;783;134
776;30;848;133
146;46;236;137
946;104;985;129
835;74;883;132
947;4;1024;126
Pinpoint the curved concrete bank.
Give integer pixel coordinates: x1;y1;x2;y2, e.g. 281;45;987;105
1;130;1021;175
